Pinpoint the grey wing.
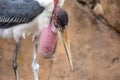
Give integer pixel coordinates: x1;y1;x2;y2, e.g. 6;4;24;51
0;0;44;29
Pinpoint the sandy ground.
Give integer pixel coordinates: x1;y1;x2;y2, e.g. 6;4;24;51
0;0;120;80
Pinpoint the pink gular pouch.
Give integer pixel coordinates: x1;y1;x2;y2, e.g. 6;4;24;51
39;23;58;58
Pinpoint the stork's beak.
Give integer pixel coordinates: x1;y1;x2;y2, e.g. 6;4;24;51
57;27;73;71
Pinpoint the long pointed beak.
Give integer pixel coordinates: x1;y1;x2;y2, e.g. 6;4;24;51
57;27;73;71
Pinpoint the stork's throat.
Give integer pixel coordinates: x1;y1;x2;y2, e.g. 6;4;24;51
40;24;58;58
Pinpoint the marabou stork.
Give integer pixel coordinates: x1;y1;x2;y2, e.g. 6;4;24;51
0;0;73;80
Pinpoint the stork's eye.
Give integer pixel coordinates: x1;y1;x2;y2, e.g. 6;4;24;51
54;22;59;28
55;9;68;29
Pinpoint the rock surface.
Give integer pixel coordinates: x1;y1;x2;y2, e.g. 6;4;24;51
101;0;120;32
0;0;120;80
77;0;120;33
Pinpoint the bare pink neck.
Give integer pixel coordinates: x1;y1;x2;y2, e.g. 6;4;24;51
49;6;60;34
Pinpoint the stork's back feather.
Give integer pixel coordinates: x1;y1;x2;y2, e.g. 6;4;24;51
0;0;44;29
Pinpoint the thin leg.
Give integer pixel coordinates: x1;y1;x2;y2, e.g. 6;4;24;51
31;37;40;80
47;43;57;80
47;56;54;80
13;42;19;80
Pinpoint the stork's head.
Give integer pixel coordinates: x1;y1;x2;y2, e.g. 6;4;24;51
40;0;73;70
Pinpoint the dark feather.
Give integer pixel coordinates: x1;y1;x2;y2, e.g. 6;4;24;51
0;0;44;29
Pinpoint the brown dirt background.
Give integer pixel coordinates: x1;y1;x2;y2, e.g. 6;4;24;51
0;0;120;80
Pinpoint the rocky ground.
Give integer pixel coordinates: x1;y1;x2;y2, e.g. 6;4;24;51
0;0;120;80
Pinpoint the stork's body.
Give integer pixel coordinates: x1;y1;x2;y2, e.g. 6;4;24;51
0;0;55;41
0;0;73;80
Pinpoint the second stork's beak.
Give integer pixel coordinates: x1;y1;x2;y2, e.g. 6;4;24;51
57;27;73;70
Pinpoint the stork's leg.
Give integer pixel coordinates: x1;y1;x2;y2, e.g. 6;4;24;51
47;56;54;80
48;43;57;80
13;42;19;80
31;37;40;80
